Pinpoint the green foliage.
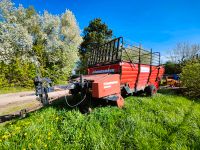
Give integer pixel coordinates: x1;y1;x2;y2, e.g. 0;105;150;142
181;59;200;98
80;18;112;54
0;0;82;88
164;61;182;74
0;59;36;88
0;93;200;149
78;18;113;74
0;87;32;94
0;62;8;88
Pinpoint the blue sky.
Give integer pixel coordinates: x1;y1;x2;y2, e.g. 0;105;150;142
13;0;200;61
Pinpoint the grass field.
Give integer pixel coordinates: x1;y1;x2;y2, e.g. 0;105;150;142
0;87;32;95
0;90;200;149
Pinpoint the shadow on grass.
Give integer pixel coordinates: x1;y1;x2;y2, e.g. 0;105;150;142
158;88;178;95
43;95;118;113
31;88;196;116
8;94;119;124
158;88;200;103
0;96;75;125
37;95;77;113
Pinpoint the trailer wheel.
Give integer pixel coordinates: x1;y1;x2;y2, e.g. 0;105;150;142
78;94;92;114
145;85;157;97
79;105;92;114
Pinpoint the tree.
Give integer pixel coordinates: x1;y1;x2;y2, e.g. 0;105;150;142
0;22;33;62
170;42;200;63
0;0;16;23
78;18;113;73
38;10;82;82
0;0;82;87
0;1;34;86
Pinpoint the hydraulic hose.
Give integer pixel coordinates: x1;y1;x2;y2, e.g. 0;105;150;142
64;89;86;108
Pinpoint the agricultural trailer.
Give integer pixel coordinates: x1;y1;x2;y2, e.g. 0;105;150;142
34;37;164;113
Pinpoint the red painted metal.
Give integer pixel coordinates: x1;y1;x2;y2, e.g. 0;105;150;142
88;61;164;93
91;74;120;98
116;94;124;108
81;37;165;109
80;74;121;98
88;64;120;75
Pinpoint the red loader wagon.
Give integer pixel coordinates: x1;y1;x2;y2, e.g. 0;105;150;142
67;37;164;113
33;37;164;113
1;37;164;123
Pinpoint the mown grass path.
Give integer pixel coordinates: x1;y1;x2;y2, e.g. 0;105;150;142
0;91;200;149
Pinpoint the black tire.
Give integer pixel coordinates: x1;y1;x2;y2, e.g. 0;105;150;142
39;94;48;105
39;88;49;106
78;94;92;114
145;85;157;97
79;104;92;114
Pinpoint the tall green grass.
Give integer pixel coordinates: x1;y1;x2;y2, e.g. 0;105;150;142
0;87;32;95
0;91;200;149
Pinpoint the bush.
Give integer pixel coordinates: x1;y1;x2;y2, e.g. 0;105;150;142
0;74;8;88
164;61;182;74
181;60;200;98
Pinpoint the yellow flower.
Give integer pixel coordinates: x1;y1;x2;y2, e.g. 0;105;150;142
56;117;59;120
24;133;27;136
48;132;52;136
15;127;21;131
2;135;8;139
44;144;47;148
47;136;51;140
22;148;26;150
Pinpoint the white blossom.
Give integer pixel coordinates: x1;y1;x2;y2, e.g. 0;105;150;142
0;22;33;62
0;0;82;80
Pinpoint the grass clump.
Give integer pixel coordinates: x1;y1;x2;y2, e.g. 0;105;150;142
0;91;200;149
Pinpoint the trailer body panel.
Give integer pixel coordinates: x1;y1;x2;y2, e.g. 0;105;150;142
88;61;164;93
92;74;120;98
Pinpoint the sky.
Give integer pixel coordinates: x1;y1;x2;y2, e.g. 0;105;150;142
13;0;200;62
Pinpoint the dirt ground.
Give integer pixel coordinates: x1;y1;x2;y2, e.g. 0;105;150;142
0;90;68;116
